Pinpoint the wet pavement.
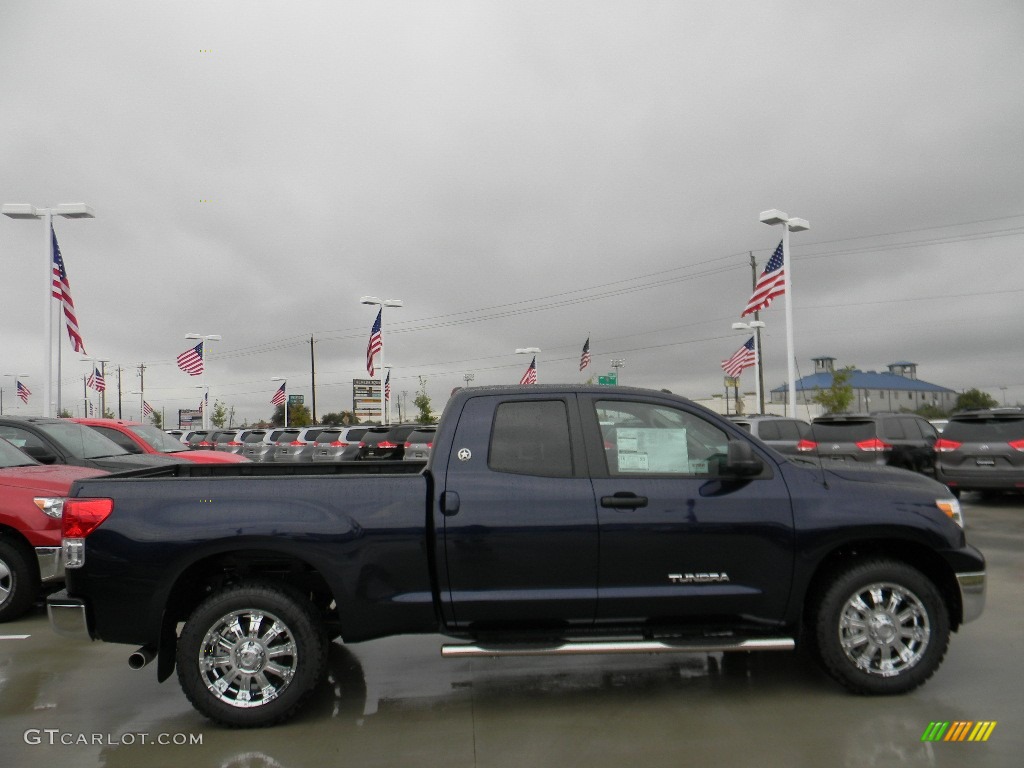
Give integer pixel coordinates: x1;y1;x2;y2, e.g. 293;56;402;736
1;495;1020;767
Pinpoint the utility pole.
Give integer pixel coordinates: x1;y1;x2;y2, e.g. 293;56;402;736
309;335;317;423
137;363;147;421
117;366;123;419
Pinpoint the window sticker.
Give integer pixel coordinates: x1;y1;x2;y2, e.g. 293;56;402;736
614;428;689;474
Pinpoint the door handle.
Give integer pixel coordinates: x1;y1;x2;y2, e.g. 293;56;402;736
600;492;648;509
441;491;461;516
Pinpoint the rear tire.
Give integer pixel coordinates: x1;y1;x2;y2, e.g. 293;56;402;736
176;581;328;727
0;538;39;623
813;560;949;695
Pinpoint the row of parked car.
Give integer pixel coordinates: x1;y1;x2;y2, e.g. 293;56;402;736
730;408;1024;497
166;423;438;463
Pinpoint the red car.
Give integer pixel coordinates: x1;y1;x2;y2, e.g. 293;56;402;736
72;419;250;464
0;437;107;622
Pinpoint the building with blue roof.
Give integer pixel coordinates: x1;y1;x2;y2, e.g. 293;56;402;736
770;357;956;413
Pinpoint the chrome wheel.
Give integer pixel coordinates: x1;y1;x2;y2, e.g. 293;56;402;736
838;581;931;677
0;559;12;607
198;609;299;708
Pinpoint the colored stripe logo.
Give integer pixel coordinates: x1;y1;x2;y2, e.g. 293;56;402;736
921;721;997;742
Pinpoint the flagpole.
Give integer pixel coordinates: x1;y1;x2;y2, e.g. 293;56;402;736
760;210;810;416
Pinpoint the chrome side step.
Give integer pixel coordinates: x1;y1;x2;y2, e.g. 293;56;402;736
441;637;794;658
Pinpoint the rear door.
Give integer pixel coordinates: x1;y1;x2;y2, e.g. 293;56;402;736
582;394;795;628
438;393;598;631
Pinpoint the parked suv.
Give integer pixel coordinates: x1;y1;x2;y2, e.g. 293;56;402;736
402;426;437;461
934;408;1024;496
728;415;814;457
311;427;368;462
810;413;938;475
357;424;422;461
272;427;328;463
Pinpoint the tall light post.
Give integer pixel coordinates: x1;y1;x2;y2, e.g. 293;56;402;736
610;358;625;385
463;373;475;387
360;296;403;424
759;210;810;415
2;202;94;417
516;348;541;384
129;390;145;422
2;374;30;415
732;320;766;413
185;333;220;429
272;377;288;427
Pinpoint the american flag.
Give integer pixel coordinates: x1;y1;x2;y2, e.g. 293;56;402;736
741;240;785;317
17;380;31;404
384;370;391;402
721;337;756;378
519;356;537;385
143;400;154;417
580;337;591;371
366;309;382;377
87;366;106;392
51;227;87;354
177;342;205;375
271;382;286;406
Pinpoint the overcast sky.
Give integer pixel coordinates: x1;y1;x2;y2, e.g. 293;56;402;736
2;1;1022;425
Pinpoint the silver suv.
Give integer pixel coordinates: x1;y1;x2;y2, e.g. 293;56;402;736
729;415;813;457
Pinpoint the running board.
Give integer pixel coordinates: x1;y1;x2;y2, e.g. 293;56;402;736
441;637;794;658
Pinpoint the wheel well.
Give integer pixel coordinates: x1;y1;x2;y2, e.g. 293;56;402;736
165;549;336;625
0;526;38;576
802;540;963;630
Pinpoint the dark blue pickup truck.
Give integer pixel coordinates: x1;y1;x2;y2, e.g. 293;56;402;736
48;386;985;727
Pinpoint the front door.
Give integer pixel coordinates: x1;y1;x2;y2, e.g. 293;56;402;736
583;395;795;629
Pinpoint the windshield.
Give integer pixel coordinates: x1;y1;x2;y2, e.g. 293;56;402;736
0;438;39;467
46;421;130;459
129;424;187;452
944;418;1024;442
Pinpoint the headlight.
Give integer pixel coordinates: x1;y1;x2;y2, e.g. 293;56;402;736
34;497;66;520
936;498;963;528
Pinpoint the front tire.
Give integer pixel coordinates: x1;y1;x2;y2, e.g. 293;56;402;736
0;538;39;623
176;582;328;727
814;560;949;695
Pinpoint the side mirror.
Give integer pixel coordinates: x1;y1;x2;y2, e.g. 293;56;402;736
722;440;763;478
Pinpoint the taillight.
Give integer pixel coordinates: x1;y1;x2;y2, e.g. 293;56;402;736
404;441;413;448
377;441;398;449
62;498;113;569
289;440;304;446
934;438;962;453
358;441;368;448
1009;439;1024;452
195;440;212;448
796;439;817;452
856;438;891;452
62;498;113;538
330;441;349;448
227;441;242;447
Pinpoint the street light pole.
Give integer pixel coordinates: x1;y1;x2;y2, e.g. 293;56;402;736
759;210;810;416
185;333;221;430
610;358;625;385
732;320;766;413
360;296;403;424
2;203;94;417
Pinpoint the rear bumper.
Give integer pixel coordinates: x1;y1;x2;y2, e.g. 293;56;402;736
46;590;92;640
956;571;986;624
34;546;64;583
936;467;1024;491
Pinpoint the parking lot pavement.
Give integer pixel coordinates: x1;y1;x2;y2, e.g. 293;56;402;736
1;494;1020;768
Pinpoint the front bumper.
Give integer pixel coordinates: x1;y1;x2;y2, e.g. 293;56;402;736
956;571;986;624
46;590;92;640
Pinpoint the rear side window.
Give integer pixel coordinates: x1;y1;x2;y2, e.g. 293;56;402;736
489;401;573;478
758;422;781;441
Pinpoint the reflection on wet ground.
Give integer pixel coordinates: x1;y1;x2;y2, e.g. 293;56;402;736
1;495;1020;768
